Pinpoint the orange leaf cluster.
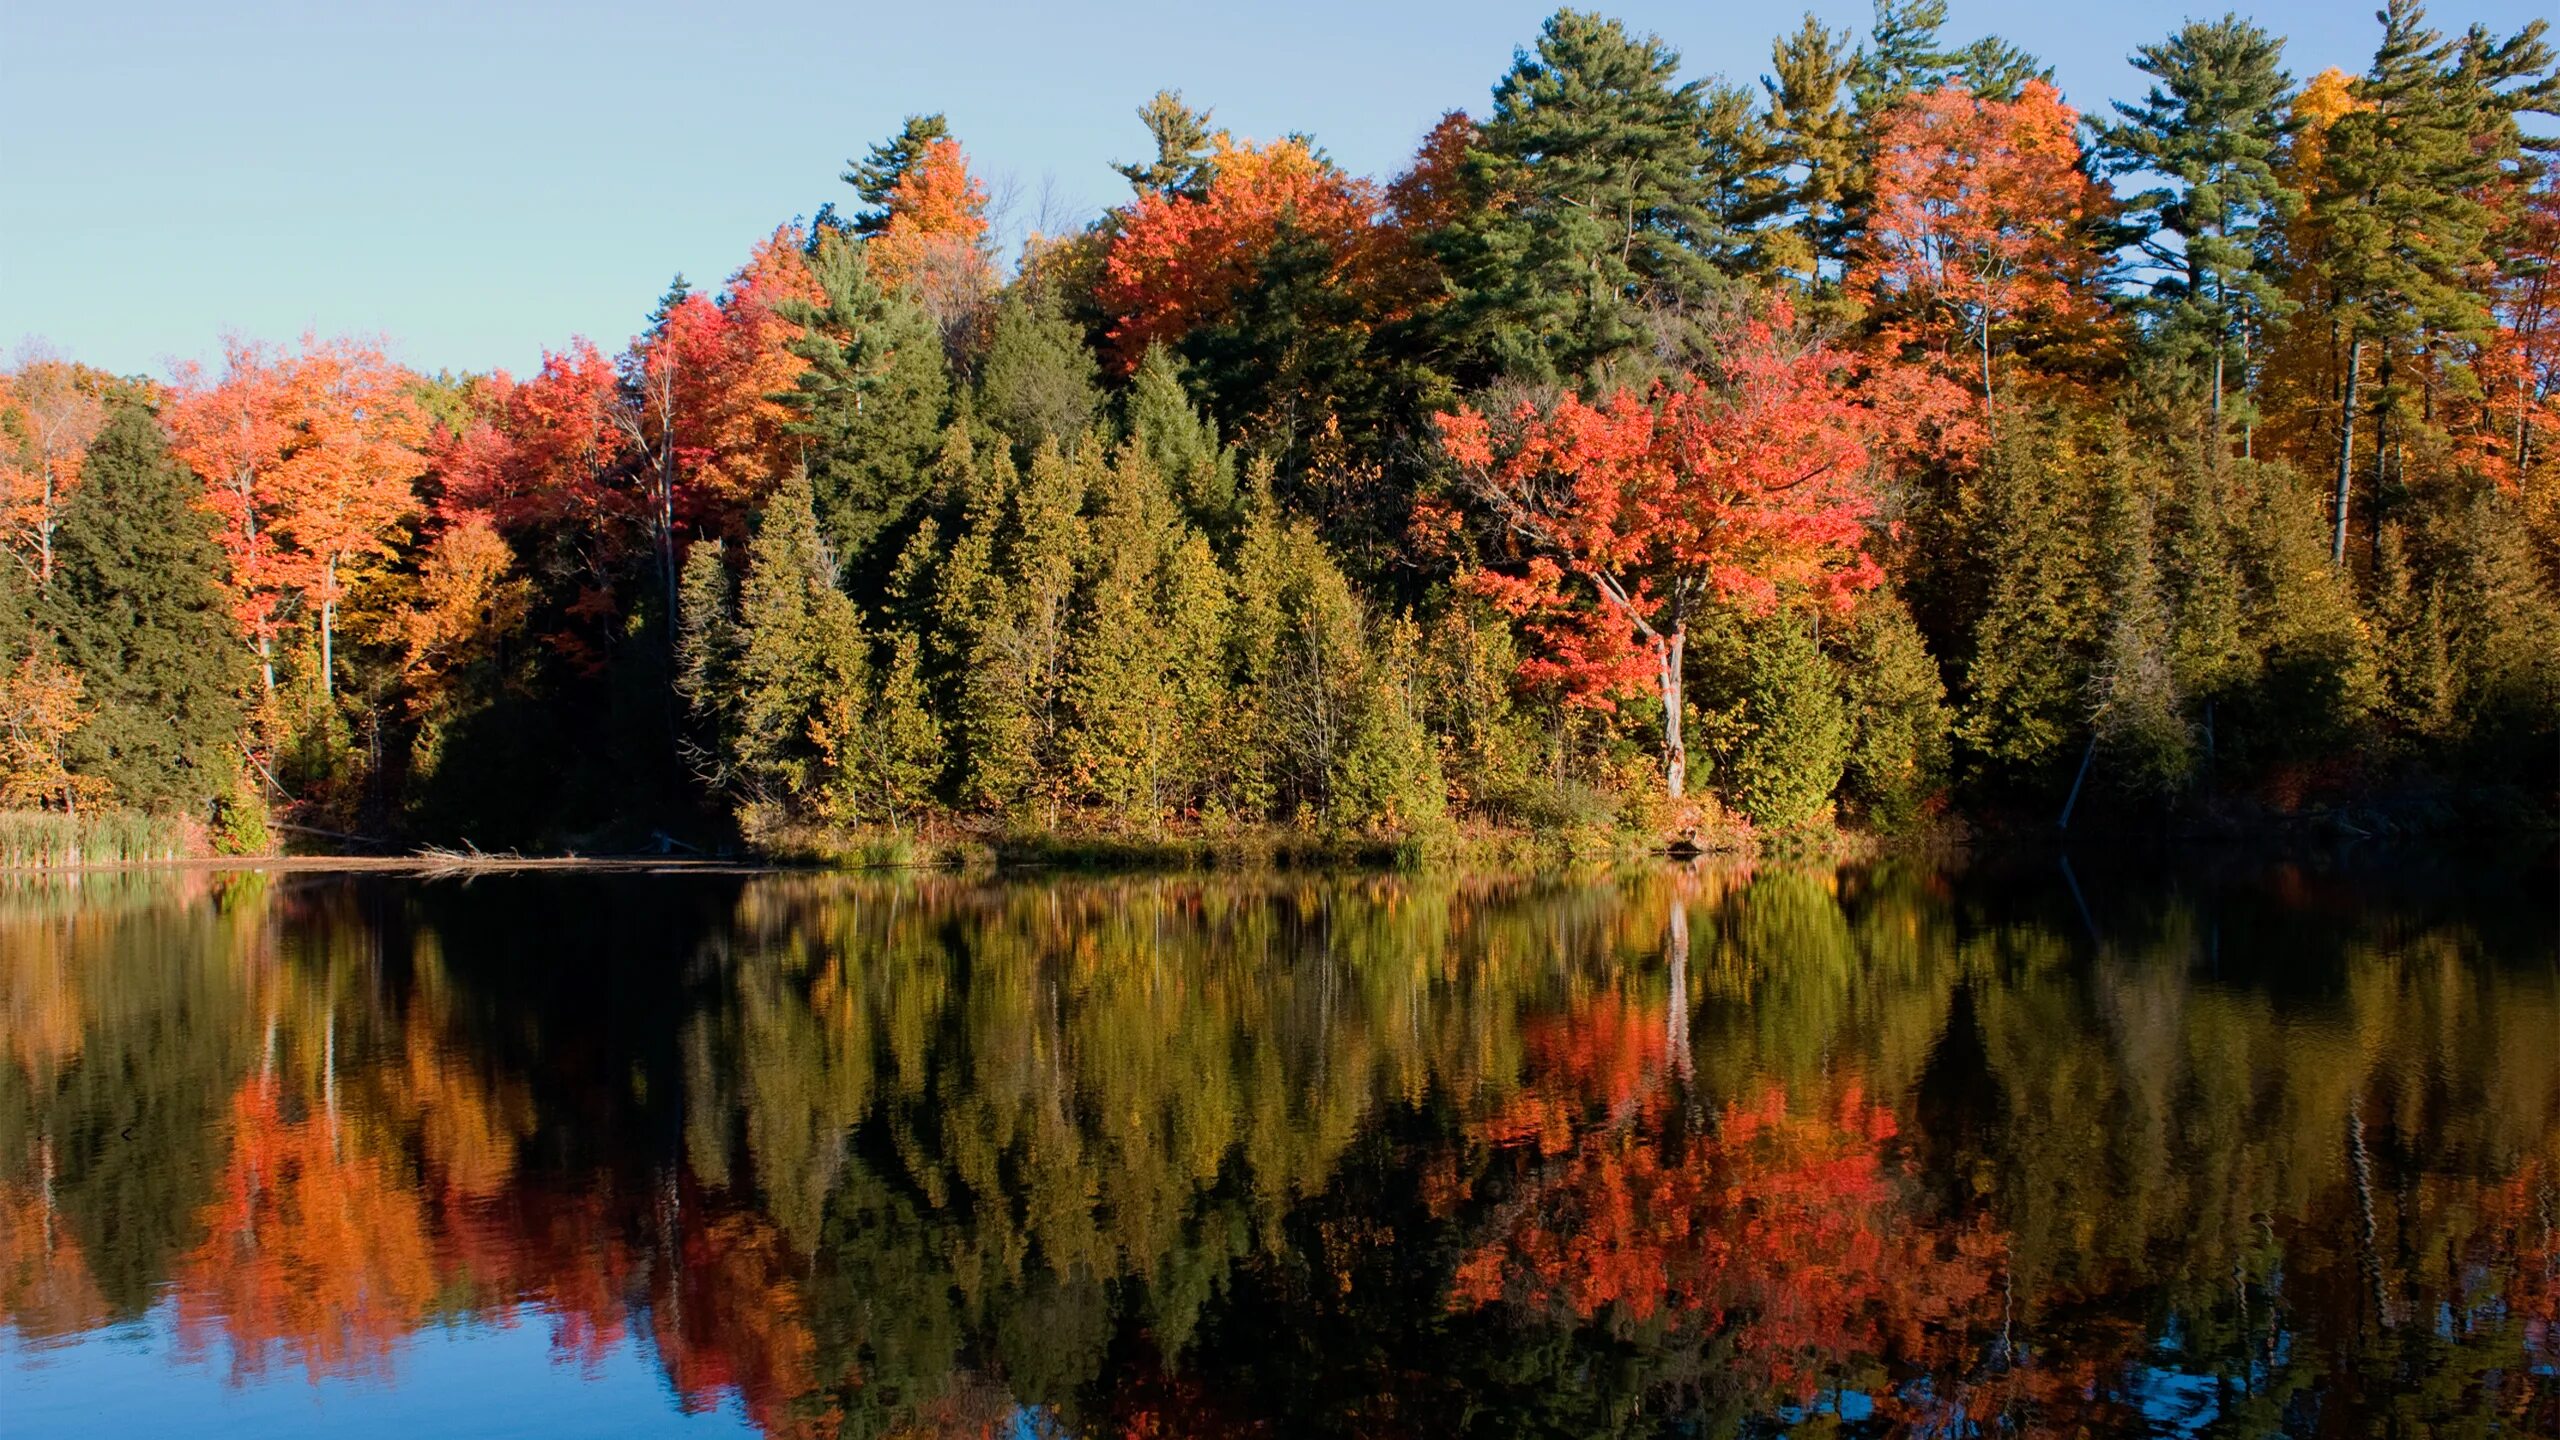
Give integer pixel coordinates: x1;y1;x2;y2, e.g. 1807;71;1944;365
1436;301;1882;708
1098;135;1395;373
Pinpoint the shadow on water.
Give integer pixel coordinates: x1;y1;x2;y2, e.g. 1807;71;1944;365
1;853;2554;1437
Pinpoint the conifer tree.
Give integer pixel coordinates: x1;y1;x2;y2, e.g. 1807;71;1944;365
2089;467;2193;799
1330;618;1447;838
40;403;249;813
1065;445;1183;827
1838;589;1948;828
1955;414;2104;788
1761;16;1861;293
1726;614;1851;828
977;291;1101;456
845;114;954;234
2100;17;2300;430
779;231;951;567
1125;348;1239;538
1449;9;1721;380
859;630;943;830
673;537;737;797
1114;91;1217;200
727;472;870;823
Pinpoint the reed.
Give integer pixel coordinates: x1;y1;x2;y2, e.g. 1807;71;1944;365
0;810;191;868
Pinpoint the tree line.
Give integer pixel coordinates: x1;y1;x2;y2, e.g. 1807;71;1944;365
3;0;2555;851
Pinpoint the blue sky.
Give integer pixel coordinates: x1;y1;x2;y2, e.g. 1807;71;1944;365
3;1;2548;380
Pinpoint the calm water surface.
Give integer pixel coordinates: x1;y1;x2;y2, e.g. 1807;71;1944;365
3;857;2555;1437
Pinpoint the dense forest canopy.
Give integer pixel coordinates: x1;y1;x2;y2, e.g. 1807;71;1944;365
3;0;2555;852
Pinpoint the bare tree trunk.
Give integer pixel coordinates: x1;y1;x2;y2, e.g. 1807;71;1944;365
320;556;337;698
2332;334;2363;567
1659;630;1686;800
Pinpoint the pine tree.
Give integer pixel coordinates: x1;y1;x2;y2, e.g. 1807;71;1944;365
1448;9;1722;381
2100;17;2300;430
844;114;954;234
1761;15;1861;293
2314;1;2556;563
41;403;249;814
779;230;952;569
1114;90;1216;200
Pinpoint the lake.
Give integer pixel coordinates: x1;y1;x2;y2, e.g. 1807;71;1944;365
2;855;2555;1437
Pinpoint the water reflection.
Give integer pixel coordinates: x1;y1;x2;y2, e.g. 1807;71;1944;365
2;859;2554;1436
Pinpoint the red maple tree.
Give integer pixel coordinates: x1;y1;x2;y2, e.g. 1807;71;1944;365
1432;299;1882;798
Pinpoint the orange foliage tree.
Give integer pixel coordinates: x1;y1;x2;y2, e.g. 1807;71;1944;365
1431;300;1881;798
169;337;428;695
1097;134;1396;376
1853;81;2115;445
0;354;108;588
614;232;820;618
865;135;995;345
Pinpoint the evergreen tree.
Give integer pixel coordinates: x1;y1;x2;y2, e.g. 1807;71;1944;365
42;404;248;814
1839;589;1949;828
1125;348;1240;539
2314;1;2556;563
976;290;1101;456
2225;458;2377;761
1727;613;1851;828
2089;467;2194;801
845;114;953;234
1956;415;2105;789
40;399;245;809
2100;16;2300;429
728;472;871;824
860;629;944;830
1448;10;1721;381
1064;445;1183;828
1761;15;1862;293
1851;0;1960;116
1329;619;1447;838
673;537;738;797
1114;90;1216;200
779;230;952;569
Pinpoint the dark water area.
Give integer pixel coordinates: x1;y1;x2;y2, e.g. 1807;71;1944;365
3;855;2556;1438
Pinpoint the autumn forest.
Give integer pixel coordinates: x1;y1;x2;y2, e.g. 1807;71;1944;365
4;0;2557;860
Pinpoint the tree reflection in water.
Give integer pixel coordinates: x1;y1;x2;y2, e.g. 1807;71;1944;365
1;858;2554;1437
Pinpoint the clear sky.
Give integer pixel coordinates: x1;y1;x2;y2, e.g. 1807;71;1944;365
3;0;2548;381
